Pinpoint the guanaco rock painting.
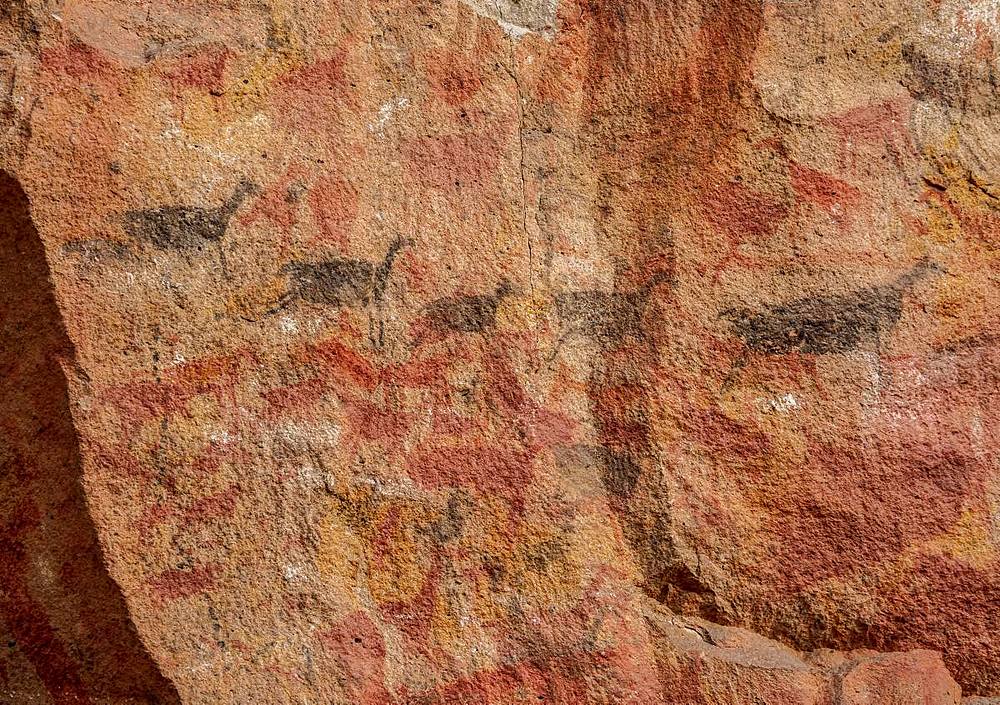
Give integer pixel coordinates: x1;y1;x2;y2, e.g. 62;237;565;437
1;0;998;703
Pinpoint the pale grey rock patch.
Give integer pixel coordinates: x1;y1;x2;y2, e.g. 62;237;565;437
459;0;558;39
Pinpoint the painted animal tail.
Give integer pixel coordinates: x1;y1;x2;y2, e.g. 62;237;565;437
240;291;295;323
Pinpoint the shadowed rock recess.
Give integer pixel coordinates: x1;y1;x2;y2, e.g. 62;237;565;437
1;0;998;702
0;172;179;703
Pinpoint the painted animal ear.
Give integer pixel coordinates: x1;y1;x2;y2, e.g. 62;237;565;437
896;256;943;289
232;179;260;199
389;235;414;257
922;257;945;276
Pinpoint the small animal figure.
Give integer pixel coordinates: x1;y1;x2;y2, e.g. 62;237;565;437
282;236;409;309
283;258;377;309
246;237;410;325
556;271;672;346
423;279;514;334
123;180;258;252
721;258;941;356
902;42;999;115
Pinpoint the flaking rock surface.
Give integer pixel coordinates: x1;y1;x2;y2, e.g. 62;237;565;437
1;0;998;703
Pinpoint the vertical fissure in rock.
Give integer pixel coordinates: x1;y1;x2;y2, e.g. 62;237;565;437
580;0;764;622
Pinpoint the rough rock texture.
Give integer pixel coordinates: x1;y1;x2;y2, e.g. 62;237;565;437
1;0;998;702
645;604;962;705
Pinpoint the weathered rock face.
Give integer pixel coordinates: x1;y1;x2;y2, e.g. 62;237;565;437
1;0;998;703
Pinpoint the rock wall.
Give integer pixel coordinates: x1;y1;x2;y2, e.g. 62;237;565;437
1;0;998;703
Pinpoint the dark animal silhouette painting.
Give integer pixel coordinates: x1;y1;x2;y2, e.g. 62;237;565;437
281;236;409;309
556;271;672;347
123;180;258;273
423;279;513;334
723;258;941;356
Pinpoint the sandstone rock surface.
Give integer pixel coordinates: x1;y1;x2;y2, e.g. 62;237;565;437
1;0;998;703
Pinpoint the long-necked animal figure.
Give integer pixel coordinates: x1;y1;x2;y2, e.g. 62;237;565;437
123;180;258;275
722;258;941;356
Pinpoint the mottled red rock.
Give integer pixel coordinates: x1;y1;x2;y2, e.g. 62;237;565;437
1;0;998;702
837;650;960;705
645;603;963;705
